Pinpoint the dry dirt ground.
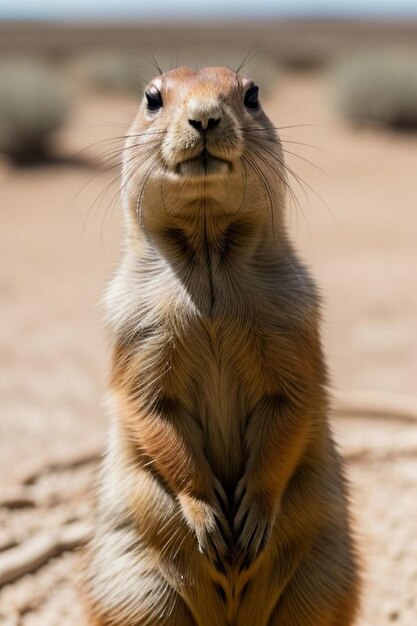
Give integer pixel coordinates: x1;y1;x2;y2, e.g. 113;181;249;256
0;71;416;625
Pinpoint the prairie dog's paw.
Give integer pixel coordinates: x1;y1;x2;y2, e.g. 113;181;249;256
233;477;277;569
178;493;231;569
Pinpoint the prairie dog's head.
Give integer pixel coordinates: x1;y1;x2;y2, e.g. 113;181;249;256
123;66;283;223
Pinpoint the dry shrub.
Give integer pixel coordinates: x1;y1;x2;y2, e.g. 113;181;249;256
0;59;69;164
330;50;417;130
278;47;327;72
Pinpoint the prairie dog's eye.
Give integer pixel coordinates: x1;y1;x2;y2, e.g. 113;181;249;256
145;88;163;112
244;85;259;110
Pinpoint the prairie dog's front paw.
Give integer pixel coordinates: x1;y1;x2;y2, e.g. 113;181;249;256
234;477;277;569
178;493;231;567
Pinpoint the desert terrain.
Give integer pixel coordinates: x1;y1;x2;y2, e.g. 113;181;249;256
0;68;416;625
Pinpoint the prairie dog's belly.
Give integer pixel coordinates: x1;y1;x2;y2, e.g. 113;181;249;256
169;319;251;488
187;334;245;487
198;363;246;487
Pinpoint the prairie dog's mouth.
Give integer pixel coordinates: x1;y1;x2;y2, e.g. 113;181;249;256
175;148;231;178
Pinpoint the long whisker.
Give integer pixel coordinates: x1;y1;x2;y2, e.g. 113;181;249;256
235;43;260;74
243;152;303;279
93;150;151;243
246;143;303;216
243;152;274;221
84;148;147;213
249;139;330;215
83;142;161;243
80;168;123;238
230;157;248;218
240;123;322;132
75;129;169;159
274;153;330;214
134;153;163;230
160;169;189;218
279;138;326;153
245;144;304;232
275;123;323;131
241;128;326;154
145;46;164;75
95;140;162;171
99;153;146;243
70;138;164;212
280;148;330;179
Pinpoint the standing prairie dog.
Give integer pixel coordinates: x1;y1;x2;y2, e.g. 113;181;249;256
84;66;360;626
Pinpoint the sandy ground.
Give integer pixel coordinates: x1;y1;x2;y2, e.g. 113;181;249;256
0;71;416;624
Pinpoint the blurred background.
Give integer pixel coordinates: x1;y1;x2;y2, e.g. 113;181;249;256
0;1;416;625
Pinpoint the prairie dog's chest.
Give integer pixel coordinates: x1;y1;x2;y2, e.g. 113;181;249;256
149;310;288;403
167;316;257;399
167;317;254;480
147;315;281;468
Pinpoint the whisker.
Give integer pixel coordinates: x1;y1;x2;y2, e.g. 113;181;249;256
230;157;248;218
70;132;166;178
279;138;326;153
240;123;322;132
241;127;326;153
145;46;164;75
235;43;260;74
134;153;163;229
243;153;303;278
96;139;163;171
247;143;303;215
249;139;330;215
81;143;160;243
244;144;304;232
75;166;122;236
160;169;189;218
275;123;323;131
276;154;330;214
280;148;330;179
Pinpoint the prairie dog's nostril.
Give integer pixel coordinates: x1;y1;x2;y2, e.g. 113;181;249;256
188;119;203;131
207;117;221;130
188;117;221;132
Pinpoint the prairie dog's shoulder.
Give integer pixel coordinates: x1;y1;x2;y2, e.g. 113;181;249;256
103;250;178;335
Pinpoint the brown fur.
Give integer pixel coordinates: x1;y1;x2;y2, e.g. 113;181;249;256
84;66;360;625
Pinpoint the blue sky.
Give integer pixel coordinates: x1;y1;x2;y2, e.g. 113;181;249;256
1;0;417;21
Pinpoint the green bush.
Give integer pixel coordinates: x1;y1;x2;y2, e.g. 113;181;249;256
330;51;417;130
0;59;69;164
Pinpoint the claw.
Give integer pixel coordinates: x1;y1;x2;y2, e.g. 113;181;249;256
233;480;276;568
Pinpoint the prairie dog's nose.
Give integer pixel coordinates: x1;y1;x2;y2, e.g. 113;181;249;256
188;117;221;132
187;100;222;132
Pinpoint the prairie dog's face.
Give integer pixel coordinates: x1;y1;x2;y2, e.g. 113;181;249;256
125;66;279;191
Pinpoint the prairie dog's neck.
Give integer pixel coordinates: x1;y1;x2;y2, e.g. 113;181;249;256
122;192;288;318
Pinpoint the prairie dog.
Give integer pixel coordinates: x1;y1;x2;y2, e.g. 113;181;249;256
84;66;360;626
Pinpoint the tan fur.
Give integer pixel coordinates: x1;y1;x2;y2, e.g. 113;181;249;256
84;66;360;625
